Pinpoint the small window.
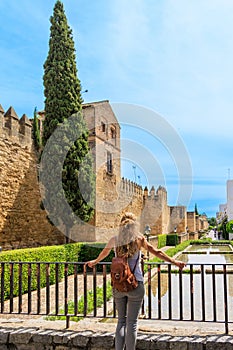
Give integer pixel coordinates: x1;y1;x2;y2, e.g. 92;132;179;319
107;152;113;174
111;127;116;139
101;122;106;132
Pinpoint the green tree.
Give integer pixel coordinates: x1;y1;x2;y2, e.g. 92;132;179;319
41;1;95;241
226;220;233;234
208;217;217;227
43;0;83;144
32;107;41;151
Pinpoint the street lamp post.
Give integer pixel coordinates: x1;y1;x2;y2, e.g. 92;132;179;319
144;225;151;260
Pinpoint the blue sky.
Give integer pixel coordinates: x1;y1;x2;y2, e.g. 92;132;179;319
1;0;233;217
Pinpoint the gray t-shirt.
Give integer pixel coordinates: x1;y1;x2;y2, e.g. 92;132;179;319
128;250;144;282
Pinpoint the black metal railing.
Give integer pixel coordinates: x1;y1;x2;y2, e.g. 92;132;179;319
0;261;232;333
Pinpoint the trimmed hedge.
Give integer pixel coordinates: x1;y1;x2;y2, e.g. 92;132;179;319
78;242;114;271
0;242;113;301
166;234;179;246
157;234;167;249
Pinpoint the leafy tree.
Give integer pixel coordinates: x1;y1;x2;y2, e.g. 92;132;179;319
226;220;233;234
218;216;229;240
41;0;95;241
208;217;217;227
32;107;41;151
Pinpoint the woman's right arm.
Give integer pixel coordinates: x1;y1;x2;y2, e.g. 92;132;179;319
85;236;115;268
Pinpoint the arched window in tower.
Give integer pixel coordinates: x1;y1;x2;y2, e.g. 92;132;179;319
110;127;115;138
110;126;116;145
107;151;113;174
101;122;106;132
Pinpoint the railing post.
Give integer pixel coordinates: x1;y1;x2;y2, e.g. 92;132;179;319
83;263;87;317
93;265;97;317
157;264;161;319
223;264;228;334
66;315;70;329
190;264;194;321
201;264;205;321
0;263;4;313
28;263;32;314
179;269;183;320
148;263;152;319
168;264;172;319
103;264;107;318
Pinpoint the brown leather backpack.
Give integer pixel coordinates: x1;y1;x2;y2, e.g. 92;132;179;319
111;254;139;292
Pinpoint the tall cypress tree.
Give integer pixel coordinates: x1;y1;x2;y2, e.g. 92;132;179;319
32;107;41;151
41;1;95;241
194;203;199;216
43;0;83;142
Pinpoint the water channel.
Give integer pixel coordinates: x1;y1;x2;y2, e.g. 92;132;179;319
145;243;233;323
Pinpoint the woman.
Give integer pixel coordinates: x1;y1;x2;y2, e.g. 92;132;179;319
86;212;186;350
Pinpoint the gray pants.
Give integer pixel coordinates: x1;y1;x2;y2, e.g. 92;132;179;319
113;282;145;350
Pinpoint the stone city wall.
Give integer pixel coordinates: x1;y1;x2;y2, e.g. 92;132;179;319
0;105;65;250
0;101;208;249
0;327;232;350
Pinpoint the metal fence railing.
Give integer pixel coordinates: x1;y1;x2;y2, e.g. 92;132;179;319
0;261;232;333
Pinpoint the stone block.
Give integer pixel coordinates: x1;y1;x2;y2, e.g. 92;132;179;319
32;329;54;344
0;345;8;350
206;335;233;350
136;333;152;349
151;334;172;350
72;331;93;347
169;336;189;350
53;330;76;345
9;327;38;344
188;336;206;350
0;328;13;344
16;345;42;350
90;332;115;348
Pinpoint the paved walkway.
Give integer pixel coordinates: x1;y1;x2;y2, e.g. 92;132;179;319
0;312;232;336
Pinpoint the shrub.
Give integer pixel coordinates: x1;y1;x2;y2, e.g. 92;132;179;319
0;242;114;300
166;234;179;246
157;234;167;249
226;220;233;233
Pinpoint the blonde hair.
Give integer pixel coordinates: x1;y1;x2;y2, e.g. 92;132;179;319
116;212;140;257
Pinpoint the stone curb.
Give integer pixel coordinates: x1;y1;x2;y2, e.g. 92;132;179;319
0;327;233;349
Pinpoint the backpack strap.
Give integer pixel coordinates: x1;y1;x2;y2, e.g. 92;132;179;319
114;236;140;272
131;251;140;274
114;236;117;257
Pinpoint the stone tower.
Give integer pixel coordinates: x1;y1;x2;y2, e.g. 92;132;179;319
72;100;122;242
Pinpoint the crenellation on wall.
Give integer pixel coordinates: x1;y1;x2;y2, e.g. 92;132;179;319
120;178;142;197
0;103;4;127
1;104;32;147
141;186;170;235
19;114;32;144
